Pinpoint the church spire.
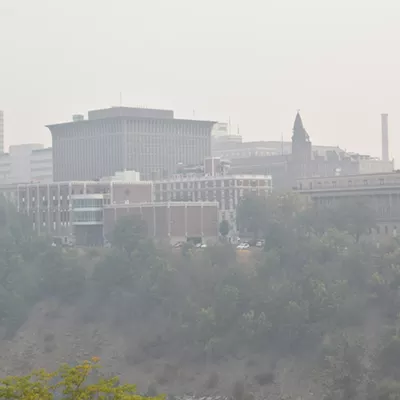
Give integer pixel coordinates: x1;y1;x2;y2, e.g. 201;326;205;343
292;111;310;142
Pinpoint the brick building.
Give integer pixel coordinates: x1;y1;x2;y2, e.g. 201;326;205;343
103;202;219;243
153;173;272;229
2;178;219;246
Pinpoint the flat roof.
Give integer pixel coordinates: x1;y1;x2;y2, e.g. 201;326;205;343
46;116;216;129
297;171;398;181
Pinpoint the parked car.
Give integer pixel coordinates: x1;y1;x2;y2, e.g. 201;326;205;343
237;242;250;250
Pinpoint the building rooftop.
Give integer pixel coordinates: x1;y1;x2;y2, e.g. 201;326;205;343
47;107;216;128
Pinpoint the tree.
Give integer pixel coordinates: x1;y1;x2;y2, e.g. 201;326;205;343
0;359;163;400
332;198;376;242
236;194;267;239
109;214;148;255
219;219;230;238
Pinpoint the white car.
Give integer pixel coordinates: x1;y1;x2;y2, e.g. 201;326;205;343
200;243;207;248
237;243;250;250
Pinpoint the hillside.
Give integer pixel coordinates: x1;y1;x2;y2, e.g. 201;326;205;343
0;194;400;399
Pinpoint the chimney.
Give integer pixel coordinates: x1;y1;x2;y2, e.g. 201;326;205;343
0;110;3;154
381;113;389;162
381;114;389;161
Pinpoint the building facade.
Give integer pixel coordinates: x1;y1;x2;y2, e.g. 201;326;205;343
48;106;215;181
14;180;153;243
0;144;51;184
30;147;53;183
153;173;272;229
0;177;219;246
103;202;219;244
295;172;400;237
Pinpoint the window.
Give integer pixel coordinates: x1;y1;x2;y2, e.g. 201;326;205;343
363;179;368;186
379;178;384;185
332;181;337;188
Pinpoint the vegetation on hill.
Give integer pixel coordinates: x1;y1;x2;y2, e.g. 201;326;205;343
0;358;163;400
2;193;400;397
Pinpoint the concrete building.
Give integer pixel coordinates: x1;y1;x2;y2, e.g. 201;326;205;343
0;173;219;246
0;144;51;184
211;122;242;152
30;147;53;183
153;172;272;229
14;179;153;245
295;172;400;237
48;106;215;181
0;111;4;154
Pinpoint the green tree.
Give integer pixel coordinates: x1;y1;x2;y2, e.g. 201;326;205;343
236;194;267;239
332;198;376;242
0;359;164;400
109;214;148;255
219;219;230;238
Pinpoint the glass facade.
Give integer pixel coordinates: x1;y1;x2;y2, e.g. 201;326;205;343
72;198;103;208
72;210;103;224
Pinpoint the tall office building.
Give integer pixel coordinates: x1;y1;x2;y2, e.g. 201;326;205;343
0;111;4;154
48;107;215;181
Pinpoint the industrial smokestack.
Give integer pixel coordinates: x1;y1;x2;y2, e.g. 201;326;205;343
0;111;3;154
381;113;389;162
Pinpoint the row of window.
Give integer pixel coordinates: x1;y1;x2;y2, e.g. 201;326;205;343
303;177;396;190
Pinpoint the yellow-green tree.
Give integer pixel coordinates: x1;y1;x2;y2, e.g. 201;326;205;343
0;358;163;400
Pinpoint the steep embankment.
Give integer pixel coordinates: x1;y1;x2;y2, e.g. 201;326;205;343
0;299;329;399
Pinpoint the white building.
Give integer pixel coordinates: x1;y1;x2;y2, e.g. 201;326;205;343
0;144;53;184
30;147;53;183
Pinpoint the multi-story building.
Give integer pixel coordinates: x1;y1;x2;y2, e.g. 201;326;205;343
0;171;219;246
30;147;53;183
0;144;50;184
48;106;215;181
295;172;400;237
153;172;272;229
15;179;153;245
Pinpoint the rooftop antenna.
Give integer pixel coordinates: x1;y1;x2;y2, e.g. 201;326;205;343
228;117;231;134
281;133;284;155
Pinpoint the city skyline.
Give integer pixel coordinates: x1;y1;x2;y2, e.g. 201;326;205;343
1;0;400;161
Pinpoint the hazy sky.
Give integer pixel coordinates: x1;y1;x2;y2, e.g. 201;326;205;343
1;0;400;162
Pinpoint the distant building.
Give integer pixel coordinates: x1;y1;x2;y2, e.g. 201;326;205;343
295;171;400;237
153;168;272;229
48;106;215;182
103;202;219;244
217;112;393;189
30;147;53;183
0;144;52;184
0;175;219;246
211;122;242;151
